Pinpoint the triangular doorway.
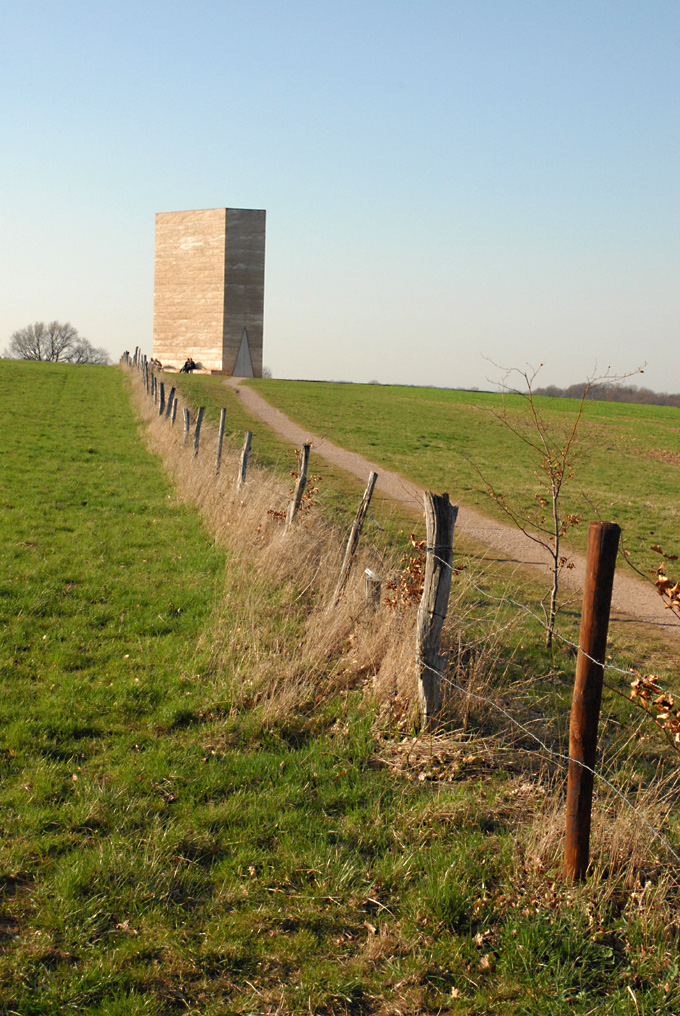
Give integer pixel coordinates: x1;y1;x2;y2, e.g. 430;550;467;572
233;327;254;377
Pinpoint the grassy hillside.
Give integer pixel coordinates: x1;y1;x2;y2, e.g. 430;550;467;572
1;359;679;1015
243;379;680;576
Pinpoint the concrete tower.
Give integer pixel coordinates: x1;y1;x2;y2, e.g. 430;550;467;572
153;207;265;376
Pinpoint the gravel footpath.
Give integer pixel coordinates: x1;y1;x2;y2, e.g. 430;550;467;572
227;378;680;639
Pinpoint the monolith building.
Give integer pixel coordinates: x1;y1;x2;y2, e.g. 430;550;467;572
153;207;265;376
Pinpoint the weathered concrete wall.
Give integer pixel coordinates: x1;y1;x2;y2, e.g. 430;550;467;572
222;208;266;378
153;207;265;375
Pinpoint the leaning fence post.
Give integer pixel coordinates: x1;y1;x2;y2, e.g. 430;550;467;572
215;408;226;473
165;387;176;419
332;471;378;606
183;408;191;447
564;521;621;881
285;443;311;530
158;381;165;416
237;430;253;490
416;492;458;732
171;398;178;425
193;407;205;457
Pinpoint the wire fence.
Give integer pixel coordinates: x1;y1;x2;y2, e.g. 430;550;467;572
127;353;680;875
416;549;680;868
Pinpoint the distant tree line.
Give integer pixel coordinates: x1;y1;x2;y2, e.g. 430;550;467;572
534;382;680;409
4;321;109;365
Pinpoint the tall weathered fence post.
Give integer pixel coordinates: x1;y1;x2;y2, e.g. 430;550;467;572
416;492;458;732
183;408;191;447
158;382;165;416
285;443;311;531
171;398;178;426
193;407;205;457
237;431;253;490
564;521;621;881
215;408;226;473
165;387;176;419
332;471;378;606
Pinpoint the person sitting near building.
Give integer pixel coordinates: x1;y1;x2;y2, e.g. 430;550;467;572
180;357;197;373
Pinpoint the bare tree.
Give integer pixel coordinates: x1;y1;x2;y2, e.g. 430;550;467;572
473;364;641;649
64;338;110;365
4;321;109;364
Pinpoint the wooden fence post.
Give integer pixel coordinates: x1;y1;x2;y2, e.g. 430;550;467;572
285;443;311;530
183;408;191;447
171;398;178;426
416;492;458;732
237;431;253;490
193;406;205;457
165;387;176;419
332;471;378;606
158;382;165;416
564;521;621;881
364;568;382;610
215;408;226;473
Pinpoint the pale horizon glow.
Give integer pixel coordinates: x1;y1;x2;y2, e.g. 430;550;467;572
1;1;678;392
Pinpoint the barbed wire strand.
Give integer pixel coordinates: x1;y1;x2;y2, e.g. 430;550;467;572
415;656;680;864
426;548;678;693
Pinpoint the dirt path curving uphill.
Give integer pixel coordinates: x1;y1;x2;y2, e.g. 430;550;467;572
226;377;680;639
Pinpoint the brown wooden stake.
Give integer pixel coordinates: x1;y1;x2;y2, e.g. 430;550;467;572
182;408;191;447
237;430;253;490
165;387;176;419
215;408;226;472
416;492;458;732
285;443;311;530
158;381;165;416
332;471;378;606
171;398;178;426
564;520;621;881
193;406;205;457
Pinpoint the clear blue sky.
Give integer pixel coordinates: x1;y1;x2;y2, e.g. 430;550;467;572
1;1;678;390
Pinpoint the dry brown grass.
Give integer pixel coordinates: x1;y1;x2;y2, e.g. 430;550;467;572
130;371;521;736
131;377;420;721
129;375;577;748
127;368;680;924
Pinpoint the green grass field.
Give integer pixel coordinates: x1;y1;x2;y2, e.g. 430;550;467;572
242;379;680;577
1;359;679;1014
